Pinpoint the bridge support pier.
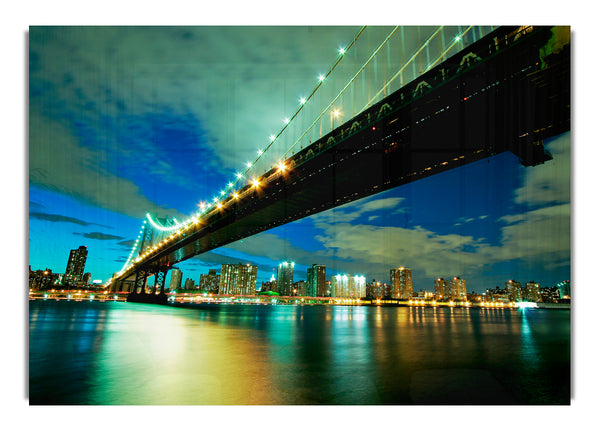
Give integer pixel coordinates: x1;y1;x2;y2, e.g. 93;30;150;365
134;267;148;294
126;265;168;305
153;265;169;295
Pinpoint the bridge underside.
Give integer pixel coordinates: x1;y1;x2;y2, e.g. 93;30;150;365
117;26;569;285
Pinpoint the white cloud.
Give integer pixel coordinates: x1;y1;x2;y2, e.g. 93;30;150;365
497;202;570;268
311;196;405;224
513;133;570;207
29;110;185;219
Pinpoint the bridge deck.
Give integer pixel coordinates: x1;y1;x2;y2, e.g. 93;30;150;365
116;26;569;285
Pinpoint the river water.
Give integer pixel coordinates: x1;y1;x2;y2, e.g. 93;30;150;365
28;300;570;405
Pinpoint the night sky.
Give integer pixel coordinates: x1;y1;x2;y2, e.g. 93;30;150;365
27;24;571;293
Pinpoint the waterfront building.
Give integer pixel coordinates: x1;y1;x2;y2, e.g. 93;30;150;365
505;280;523;302
260;274;277;293
416;290;433;299
184;278;195;290
199;269;220;293
83;272;91;284
306;264;326;297
331;274;366;298
331;274;347;297
524;281;542;302
292;280;306;296
541;286;561;303
277;262;295;296
64;246;88;285
556;280;570;299
169;268;183;291
366;280;388;299
390;267;413;299
450;277;467;301
434;278;450;300
29;268;55;290
220;263;258;295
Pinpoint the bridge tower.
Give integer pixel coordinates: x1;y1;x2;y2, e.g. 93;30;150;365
129;215;177;303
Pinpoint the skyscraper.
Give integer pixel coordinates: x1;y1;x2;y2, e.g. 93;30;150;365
450;277;467;301
64;246;88;285
390;267;413;299
277;262;295;296
306;264;326;297
169;268;183;291
220;263;257;295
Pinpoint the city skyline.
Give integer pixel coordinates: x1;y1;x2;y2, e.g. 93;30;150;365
28;25;570;294
29;246;567;298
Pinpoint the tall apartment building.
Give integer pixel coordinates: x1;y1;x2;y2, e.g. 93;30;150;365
331;274;366;298
276;262;295;296
524;281;542;302
366;280;390;299
390;267;413;299
434;278;450;300
306;264;326;297
64;246;88;285
292;280;306;296
199;269;220;293
450;276;467;301
505;280;523;302
220;263;257;295
169;268;183;291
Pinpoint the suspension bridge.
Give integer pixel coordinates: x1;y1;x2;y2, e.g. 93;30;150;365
105;25;570;303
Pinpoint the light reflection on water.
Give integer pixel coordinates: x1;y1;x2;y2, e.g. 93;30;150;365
28;301;570;405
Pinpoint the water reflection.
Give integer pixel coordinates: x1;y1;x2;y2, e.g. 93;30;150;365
29;301;570;405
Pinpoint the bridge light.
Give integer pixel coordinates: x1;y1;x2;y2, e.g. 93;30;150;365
220;190;225;196
236;172;243;179
269;135;275;142
332;109;340;117
338;47;345;55
217;202;223;209
228;182;233;188
277;162;286;172
246;162;252;168
300;97;306;105
284;118;290;124
258;149;264;156
233;192;239;199
318;74;325;82
252;178;260;188
454;35;461;42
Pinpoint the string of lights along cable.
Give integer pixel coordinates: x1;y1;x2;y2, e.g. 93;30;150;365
107;25;496;288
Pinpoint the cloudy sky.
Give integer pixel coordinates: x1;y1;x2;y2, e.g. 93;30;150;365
28;24;571;292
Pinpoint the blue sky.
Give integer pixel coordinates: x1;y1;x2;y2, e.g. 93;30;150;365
28;25;571;293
